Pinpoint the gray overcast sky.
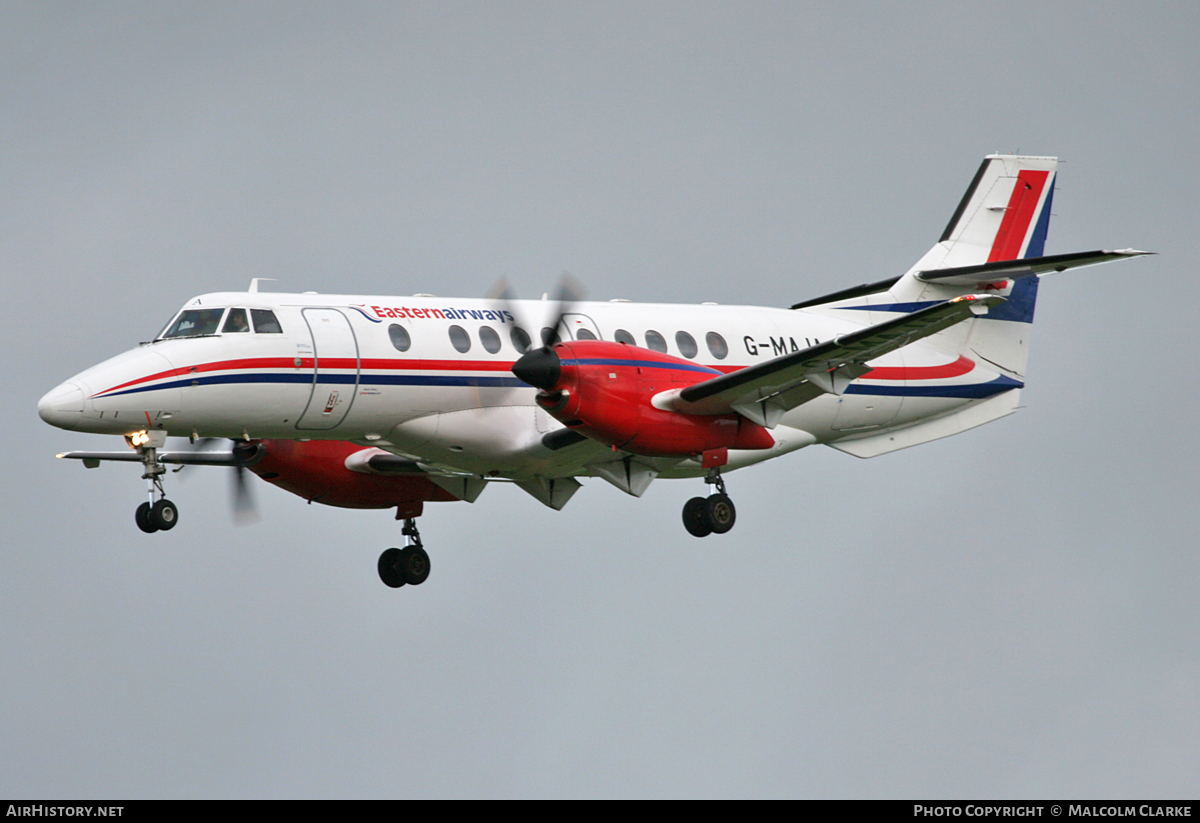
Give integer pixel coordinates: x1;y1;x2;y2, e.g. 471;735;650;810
3;1;1198;798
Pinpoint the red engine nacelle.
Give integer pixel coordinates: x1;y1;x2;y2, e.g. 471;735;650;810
515;340;774;458
247;439;458;517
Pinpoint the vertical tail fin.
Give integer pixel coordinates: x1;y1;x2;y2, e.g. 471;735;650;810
890;155;1058;375
931;154;1058;269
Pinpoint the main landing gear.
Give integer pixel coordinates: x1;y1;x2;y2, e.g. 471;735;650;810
682;468;737;538
378;518;431;588
134;442;178;534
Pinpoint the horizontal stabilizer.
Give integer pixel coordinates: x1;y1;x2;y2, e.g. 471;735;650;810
665;294;1004;424
916;249;1153;285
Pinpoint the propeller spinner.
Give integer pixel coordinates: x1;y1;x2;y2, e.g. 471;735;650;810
492;273;585;390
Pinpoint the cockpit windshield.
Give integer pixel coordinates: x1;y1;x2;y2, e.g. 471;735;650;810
251;309;283;333
156;306;285;340
160;308;225;339
221;308;250;333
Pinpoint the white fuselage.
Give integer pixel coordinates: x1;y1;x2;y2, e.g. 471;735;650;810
39;290;1008;480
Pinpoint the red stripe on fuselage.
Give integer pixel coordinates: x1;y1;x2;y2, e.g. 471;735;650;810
95;358;300;396
357;358;515;372
861;354;975;381
989;170;1049;262
94;351;974;398
94;356;520;397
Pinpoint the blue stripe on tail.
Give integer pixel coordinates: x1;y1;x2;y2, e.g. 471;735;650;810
985;179;1055;324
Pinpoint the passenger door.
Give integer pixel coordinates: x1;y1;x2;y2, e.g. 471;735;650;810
296;308;360;430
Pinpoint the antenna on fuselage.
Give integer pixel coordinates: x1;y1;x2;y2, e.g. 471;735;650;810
248;278;277;293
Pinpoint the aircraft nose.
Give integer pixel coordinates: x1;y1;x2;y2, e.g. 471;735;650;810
37;381;85;431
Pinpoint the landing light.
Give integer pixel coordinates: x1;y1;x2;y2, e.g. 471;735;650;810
127;430;151;448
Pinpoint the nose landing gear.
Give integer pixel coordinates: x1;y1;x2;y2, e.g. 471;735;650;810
134;441;178;533
378;518;431;588
682;467;737;538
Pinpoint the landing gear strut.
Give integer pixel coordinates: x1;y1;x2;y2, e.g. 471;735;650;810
378;518;431;588
682;467;736;538
134;442;178;533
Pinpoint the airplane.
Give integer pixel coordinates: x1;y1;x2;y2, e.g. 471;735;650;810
38;155;1150;589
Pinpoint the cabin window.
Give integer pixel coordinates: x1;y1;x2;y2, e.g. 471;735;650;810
510;326;532;353
388;323;411;352
479;325;501;354
644;330;667;353
448;325;471;353
575;328;597;341
614;329;635;346
706;332;728;360
161;308;225;339
251;309;283;334
222;308;250;333
541;327;561;346
675;331;697;359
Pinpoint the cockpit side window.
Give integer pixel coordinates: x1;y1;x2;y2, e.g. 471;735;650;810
222;308;250;333
251;309;283;333
161;308;225;339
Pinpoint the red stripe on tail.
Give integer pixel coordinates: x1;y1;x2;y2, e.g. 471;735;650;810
989;170;1050;262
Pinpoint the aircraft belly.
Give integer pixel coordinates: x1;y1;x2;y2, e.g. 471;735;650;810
880;396;970;431
386;406;544;473
336;385;412;434
831;349;905;432
779;394;843;441
831;393;904;432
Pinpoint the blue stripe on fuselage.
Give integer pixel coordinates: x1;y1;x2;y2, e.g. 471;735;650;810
95;372;528;398
561;358;722;375
97;368;1020;401
846;375;1023;398
835;301;942;314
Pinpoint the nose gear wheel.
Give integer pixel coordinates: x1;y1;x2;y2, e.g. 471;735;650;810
132;444;179;533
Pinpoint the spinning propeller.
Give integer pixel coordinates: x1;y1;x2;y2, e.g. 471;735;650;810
179;438;262;523
489;273;587;391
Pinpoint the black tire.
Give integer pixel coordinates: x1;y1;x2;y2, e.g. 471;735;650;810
151;499;179;531
682;496;712;537
704;494;736;534
398;545;431;586
378;548;406;588
135;502;159;534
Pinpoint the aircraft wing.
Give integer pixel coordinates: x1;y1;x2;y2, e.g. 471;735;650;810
915;249;1152;286
666;294;1005;428
57;450;243;468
